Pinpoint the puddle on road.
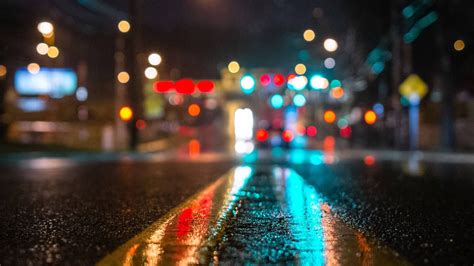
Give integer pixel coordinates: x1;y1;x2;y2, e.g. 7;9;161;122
98;166;408;265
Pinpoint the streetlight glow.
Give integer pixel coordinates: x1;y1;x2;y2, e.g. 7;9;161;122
228;61;240;73
37;22;54;35
47;46;59;58
148;53;162;66
0;65;6;78
36;43;49;55
323;38;338;52
144;67;158;79
454;39;465;51
303;29;316;42
117;71;130;84
118;20;131;33
294;63;307;75
27;63;40;74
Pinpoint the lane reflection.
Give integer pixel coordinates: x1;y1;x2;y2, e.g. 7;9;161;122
273;167;406;265
99;166;253;265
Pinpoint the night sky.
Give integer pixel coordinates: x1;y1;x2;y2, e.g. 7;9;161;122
0;0;473;84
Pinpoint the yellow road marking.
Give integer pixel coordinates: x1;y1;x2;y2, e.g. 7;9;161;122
98;167;409;265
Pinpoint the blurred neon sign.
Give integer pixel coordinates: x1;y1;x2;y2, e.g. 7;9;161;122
14;67;77;97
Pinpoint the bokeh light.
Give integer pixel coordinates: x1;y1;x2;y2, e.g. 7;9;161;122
330;87;344;99
47;46;59;58
27;63;40;74
282;130;294;142
240;75;256;94
117;71;130;84
324;57;336;69
36;43;49;55
324;110;336;124
256;129;269;142
310;75;329;90
294;63;307;75
364;110;377;125
273;73;285;86
188;104;201;117
453;39;465;51
288;75;308;91
228;61;240;73
323;38;338;52
306;126;317;137
293;94;306;107
270;94;284;109
118;20;131;33
0;65;6;78
144;67;158;79
303;29;315;42
37;22;54;35
260;74;271;86
76;86;88;102
148;53;162;66
119;106;133;122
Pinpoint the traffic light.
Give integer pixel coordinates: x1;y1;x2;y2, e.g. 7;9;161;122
270;94;284;109
240;74;256;94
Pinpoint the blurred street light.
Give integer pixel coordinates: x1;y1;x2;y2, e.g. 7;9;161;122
37;22;54;35
453;39;465;51
240;74;256;94
117;71;130;84
310;75;329;90
188;104;201;117
119;106;133;122
323;57;336;69
270;94;284;109
294;63;307;75
27;63;40;74
144;67;158;79
364;110;377;125
324;110;336;124
293;94;306;107
303;29;315;42
36;43;49;55
228;61;240;73
118;20;131;33
0;65;7;78
47;46;59;58
323;38;338;52
148;53;162;66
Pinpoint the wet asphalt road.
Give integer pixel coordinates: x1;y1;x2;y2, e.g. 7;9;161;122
0;151;473;265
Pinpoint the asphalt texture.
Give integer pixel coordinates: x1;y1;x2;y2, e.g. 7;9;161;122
0;158;233;264
0;151;473;265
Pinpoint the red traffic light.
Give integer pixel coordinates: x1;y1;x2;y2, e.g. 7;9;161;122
260;74;271;86
256;129;269;142
273;73;285;86
175;79;195;94
154;81;174;93
282;130;294;142
196;80;214;93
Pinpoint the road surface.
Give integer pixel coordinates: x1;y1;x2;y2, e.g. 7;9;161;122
0;149;473;264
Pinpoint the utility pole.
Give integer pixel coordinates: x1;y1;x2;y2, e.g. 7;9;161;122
126;0;144;150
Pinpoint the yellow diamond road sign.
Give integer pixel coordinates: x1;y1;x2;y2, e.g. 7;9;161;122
399;74;428;99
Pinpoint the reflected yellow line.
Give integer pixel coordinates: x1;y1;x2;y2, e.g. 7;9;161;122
98;167;252;266
99;167;409;265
